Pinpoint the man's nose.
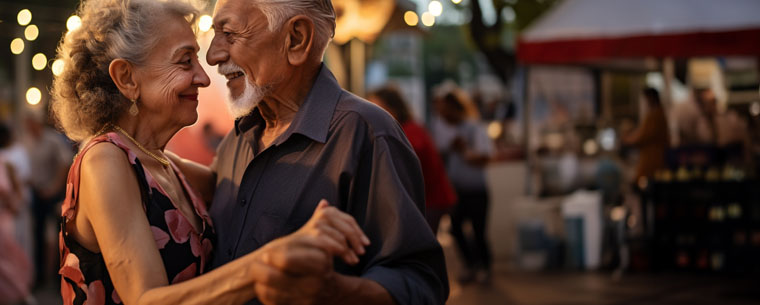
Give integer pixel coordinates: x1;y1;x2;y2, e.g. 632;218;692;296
207;34;228;66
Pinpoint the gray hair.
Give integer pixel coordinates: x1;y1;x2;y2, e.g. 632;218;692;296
254;0;336;57
51;0;200;142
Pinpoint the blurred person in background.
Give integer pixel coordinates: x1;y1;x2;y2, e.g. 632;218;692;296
673;88;750;165
623;87;670;182
0;122;34;266
368;86;457;233
22;113;73;286
50;0;368;304
432;87;494;284
0;122;33;304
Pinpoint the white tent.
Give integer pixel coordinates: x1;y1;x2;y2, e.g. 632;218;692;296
518;0;760;64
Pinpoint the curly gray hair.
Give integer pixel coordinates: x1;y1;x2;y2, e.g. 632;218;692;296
51;0;200;142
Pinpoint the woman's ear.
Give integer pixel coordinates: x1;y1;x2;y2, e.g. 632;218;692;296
283;15;315;66
109;59;139;100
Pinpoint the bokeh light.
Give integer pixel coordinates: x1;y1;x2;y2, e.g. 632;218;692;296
404;11;419;27
583;139;599;156
487;121;503;139
24;24;39;41
452;0;462;4
17;9;32;26
10;38;24;55
52;59;65;76
199;15;213;32
66;15;82;32
32;53;47;71
429;1;443;17
751;101;760;117
26;87;42;105
421;12;435;27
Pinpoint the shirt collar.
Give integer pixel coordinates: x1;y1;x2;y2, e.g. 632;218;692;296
234;64;341;145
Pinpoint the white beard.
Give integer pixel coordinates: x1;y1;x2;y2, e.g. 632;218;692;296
218;62;268;119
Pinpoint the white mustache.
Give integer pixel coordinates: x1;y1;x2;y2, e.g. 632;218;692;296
217;62;243;76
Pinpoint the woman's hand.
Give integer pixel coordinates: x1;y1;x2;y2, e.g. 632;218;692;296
252;200;370;305
294;200;369;264
257;200;369;272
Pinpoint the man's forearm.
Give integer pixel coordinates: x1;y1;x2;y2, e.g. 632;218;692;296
324;273;396;305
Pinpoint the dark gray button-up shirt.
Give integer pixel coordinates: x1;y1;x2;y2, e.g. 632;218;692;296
209;65;449;305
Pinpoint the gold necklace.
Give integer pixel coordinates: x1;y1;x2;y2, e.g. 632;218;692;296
113;125;170;167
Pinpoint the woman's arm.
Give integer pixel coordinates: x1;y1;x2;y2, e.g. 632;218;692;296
165;151;215;203
77;144;368;305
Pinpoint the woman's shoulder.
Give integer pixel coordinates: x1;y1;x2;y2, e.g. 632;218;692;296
79;135;136;182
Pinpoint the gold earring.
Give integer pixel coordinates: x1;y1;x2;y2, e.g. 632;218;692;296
129;98;139;116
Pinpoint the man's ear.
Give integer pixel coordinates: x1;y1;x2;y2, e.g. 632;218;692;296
108;58;139;100
283;15;315;66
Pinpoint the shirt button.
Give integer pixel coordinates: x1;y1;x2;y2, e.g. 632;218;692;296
227;248;233;257
239;199;247;206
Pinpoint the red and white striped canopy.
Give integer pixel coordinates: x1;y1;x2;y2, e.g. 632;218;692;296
517;0;760;64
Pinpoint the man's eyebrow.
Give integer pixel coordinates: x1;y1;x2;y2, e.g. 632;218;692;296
213;16;230;30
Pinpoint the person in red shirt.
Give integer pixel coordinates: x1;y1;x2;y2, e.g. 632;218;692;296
368;86;457;233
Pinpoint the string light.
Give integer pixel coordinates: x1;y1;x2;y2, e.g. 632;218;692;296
24;24;40;41
17;9;32;26
404;11;419;27
52;59;65;76
199;15;213;32
26;87;42;105
32;53;47;71
66;15;82;32
421;12;435;27
10;38;24;55
429;1;443;17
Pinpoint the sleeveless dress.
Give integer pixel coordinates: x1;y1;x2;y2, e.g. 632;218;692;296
59;132;215;305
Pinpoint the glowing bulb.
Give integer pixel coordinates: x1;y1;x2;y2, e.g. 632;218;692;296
751;101;760;117
403;11;419;27
52;59;65;76
10;38;24;55
18;9;32;26
199;15;213;32
429;1;443;17
24;24;39;41
66;15;82;32
487;121;502;139
32;53;47;71
583;139;599;156
26;87;42;105
452;0;462;4
421;12;435;27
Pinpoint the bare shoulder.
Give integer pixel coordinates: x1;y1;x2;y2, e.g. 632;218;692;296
73;142;143;252
78;141;141;209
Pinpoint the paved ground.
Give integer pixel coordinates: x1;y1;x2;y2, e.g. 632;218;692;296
30;231;759;305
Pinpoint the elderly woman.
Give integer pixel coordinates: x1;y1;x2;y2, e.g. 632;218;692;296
51;1;368;305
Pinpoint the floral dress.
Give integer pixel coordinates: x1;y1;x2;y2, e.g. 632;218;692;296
59;133;215;305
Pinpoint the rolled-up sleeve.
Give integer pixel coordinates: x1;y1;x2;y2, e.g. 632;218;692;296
353;135;449;305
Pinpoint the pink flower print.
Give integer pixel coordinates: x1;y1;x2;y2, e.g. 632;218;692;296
61;278;76;305
59;253;85;286
190;233;201;257
151;226;171;249
164;210;192;243
172;262;197;284
84;280;105;305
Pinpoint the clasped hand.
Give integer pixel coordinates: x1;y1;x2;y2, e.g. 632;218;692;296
252;200;369;305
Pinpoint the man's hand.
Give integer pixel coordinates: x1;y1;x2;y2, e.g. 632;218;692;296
253;200;370;305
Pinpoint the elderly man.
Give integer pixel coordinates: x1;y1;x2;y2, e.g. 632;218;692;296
174;0;449;304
